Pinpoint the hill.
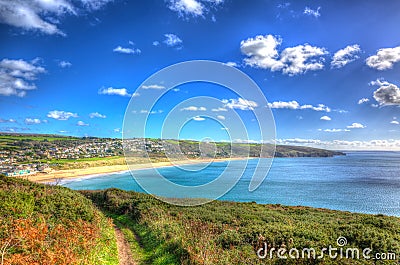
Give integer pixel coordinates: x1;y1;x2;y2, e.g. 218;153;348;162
1;176;399;264
0;175;118;264
83;188;400;265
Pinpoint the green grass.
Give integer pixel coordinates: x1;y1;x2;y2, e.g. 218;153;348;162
83;188;400;265
0;134;79;142
39;155;123;164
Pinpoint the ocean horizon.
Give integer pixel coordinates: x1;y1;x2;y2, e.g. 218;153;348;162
63;151;400;217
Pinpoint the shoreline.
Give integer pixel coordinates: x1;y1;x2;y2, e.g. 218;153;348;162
27;157;250;184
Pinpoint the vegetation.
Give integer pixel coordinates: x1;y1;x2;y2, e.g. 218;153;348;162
1;175;399;264
49;156;127;170
84;188;400;265
0;175;118;264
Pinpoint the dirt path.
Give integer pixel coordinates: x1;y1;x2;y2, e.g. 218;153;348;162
114;226;136;265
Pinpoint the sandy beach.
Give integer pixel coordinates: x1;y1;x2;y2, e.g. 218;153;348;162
28;157;248;183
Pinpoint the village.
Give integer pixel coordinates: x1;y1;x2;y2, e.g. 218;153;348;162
0;135;170;177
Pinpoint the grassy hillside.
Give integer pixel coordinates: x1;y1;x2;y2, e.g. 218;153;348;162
0;175;118;264
84;189;400;265
2;177;398;264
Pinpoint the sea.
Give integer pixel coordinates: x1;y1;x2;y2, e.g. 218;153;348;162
62;151;400;217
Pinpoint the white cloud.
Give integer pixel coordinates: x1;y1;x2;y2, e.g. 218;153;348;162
47;110;78;121
267;100;331;112
77;120;89;126
164;33;183;47
113;46;141;55
59;60;72;68
390;120;399;125
347;122;366;129
280;45;328;75
181;106;207;111
167;0;224;18
168;0;204;17
89;112;106;119
217;115;225;120
114;128;121;133
323;129;351;133
320;115;331;121
240;35;284;71
211;107;228;112
224;62;238;67
153;41;160;46
137;109;163;115
141;84;166;90
0;1;112;35
370;79;400;106
79;0;113;11
366;46;400;70
99;87;131;97
0;118;16;123
303;6;321;18
358;98;370;104
331;45;361;68
192;116;205;121
240;34;328;76
24;118;42;125
0;58;46;97
268;100;299;109
223;98;258;110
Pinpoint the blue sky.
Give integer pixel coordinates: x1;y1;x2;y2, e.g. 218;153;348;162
1;0;400;150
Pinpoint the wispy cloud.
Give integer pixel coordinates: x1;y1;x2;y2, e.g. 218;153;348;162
59;60;72;68
181;106;207;111
164;33;183;47
331;45;361;69
211;107;228;112
89;112;106;118
47;110;78;121
113;46;141;54
0;0;113;35
223;98;258;110
0;118;16;123
141;84;165;90
0;58;46;97
268;100;331;112
303;6;321;18
24;118;43;125
99;87;131;97
358;98;370;104
347;122;366;129
167;0;224;18
77;120;89;126
192;115;205;121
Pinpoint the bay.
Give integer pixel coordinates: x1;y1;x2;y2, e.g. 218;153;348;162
63;151;400;216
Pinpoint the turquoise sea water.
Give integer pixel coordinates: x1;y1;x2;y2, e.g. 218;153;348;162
63;151;400;216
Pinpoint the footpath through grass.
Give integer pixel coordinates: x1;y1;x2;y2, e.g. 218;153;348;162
83;188;400;265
